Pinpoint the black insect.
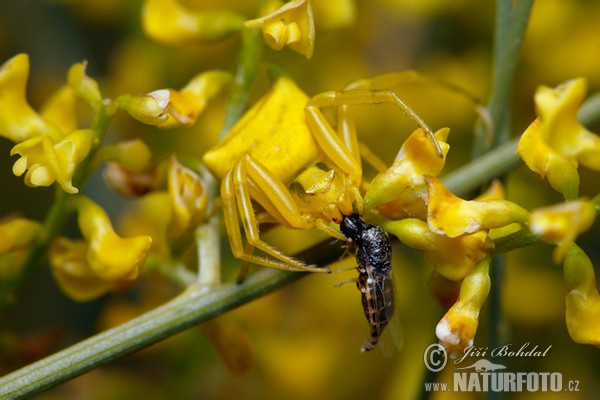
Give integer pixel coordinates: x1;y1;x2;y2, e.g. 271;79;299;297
340;213;396;352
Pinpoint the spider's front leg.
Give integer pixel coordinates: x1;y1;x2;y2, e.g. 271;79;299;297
221;154;332;274
306;84;444;160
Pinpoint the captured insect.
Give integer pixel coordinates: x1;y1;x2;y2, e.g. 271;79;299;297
202;73;444;275
340;213;402;353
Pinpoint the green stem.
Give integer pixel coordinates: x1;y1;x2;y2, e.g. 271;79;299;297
220;28;264;138
0;101;116;312
0;240;341;400
477;4;532;400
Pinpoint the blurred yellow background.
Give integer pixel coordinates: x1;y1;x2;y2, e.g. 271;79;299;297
1;0;600;399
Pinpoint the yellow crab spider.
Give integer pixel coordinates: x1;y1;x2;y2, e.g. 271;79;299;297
202;73;443;273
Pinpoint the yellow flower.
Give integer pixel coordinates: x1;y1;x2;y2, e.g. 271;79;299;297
40;86;78;134
117;70;232;128
364;127;449;220
76;196;152;281
385;218;492;281
167;156;208;246
425;175;529;238
0;54;56;143
11;129;94;194
563;244;600;347
67;62;103;109
142;0;245;45
517;78;600;199
99;139;152;173
0;217;42;255
530;200;596;263
50;237;114;302
312;0;356;30
245;0;315;58
436;257;491;357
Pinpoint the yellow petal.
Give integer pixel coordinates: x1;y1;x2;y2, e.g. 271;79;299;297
0;54;55;142
100;139;152;173
425;175;529;238
40;86;78;134
245;0;315;58
67;62;103;108
50;237;112;302
142;0;244;45
365;128;449;220
530;200;596;263
564;244;600;347
385;218;492;281
535;78;600;167
312;0;356;30
436;258;491;358
517;119;580;199
0;217;42;255
76;196;152;281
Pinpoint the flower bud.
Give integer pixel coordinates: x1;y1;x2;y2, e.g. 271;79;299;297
76;196;152;281
0;217;42;255
436;257;491;357
563;244;600;347
167;156;208;246
364;127;449;220
245;0;315;58
67;62;103;108
142;0;245;45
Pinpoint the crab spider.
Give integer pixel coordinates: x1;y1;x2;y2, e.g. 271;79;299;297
202;73;443;273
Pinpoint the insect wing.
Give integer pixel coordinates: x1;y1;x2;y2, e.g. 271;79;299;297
377;269;403;357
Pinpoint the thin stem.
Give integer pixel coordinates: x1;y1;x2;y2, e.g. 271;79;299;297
219;28;264;138
0;101;116;312
0;240;341;400
477;4;533;400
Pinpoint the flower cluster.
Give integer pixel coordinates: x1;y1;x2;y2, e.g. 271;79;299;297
361;77;600;354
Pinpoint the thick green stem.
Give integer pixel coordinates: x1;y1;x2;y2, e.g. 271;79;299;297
0;240;341;400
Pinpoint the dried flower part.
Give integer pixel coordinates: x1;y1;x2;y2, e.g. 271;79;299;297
50;237;113;302
142;0;245;45
245;0;315;58
365;127;450;220
0;217;42;255
436;257;491;357
11;129;94;194
103;162;158;198
563;244;600;347
530;200;596;263
518;78;600;199
425;175;529;238
385;218;492;281
0;54;56;143
76;196;152;281
167;156;208;243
